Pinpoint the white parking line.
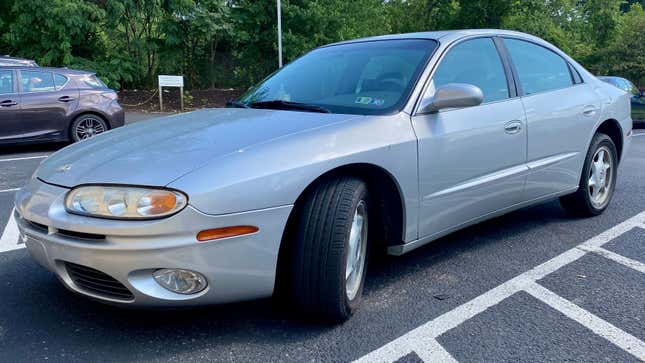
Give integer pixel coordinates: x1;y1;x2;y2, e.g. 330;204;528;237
354;211;645;363
580;245;645;273
0;208;22;253
633;132;645;137
0;155;48;162
525;282;645;359
0;188;20;194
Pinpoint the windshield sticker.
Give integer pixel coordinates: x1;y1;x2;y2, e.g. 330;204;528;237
354;97;385;106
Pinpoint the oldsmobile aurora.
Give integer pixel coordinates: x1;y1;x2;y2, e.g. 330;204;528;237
15;30;632;322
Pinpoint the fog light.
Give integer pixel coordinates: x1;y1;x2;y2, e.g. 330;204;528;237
153;269;207;295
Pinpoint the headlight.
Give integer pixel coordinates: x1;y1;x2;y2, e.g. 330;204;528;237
65;185;187;219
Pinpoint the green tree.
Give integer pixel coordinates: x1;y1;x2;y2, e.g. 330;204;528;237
230;0;391;85
597;4;645;86
161;0;231;88
4;0;104;66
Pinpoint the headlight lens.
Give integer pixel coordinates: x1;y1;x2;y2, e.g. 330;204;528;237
65;185;187;219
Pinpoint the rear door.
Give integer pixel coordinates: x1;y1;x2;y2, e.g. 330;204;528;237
18;70;79;139
502;38;602;200
0;69;22;141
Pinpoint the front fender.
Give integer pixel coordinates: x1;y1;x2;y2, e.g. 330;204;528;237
168;113;420;242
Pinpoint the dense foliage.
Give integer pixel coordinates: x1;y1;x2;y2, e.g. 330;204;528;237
1;0;643;89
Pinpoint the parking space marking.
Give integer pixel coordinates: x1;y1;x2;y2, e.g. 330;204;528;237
0;188;20;194
524;282;645;359
354;211;645;363
0;155;48;163
0;208;22;253
579;245;645;273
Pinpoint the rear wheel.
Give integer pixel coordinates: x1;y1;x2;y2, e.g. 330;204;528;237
560;133;618;216
288;177;369;323
71;114;108;142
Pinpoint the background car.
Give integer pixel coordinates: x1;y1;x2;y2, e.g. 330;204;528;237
598;76;644;126
0;66;124;145
0;55;38;67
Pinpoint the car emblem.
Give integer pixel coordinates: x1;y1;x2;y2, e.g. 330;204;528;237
56;164;72;173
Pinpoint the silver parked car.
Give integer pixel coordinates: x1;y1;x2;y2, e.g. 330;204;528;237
15;29;632;323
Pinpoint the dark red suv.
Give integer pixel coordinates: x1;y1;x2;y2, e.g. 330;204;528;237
0;66;124;144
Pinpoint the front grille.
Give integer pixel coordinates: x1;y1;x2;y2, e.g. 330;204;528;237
57;229;105;240
26;220;48;233
65;262;134;301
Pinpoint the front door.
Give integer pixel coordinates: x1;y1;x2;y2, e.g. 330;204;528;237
0;69;22;141
412;37;528;238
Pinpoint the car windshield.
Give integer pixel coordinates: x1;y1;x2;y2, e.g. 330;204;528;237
238;39;438;115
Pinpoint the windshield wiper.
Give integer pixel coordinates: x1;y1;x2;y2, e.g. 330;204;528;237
249;100;330;113
225;100;249;108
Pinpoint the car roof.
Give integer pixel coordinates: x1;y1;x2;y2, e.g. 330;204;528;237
5;66;94;75
324;29;542;47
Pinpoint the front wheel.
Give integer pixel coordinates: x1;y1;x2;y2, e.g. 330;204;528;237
71;114;108;142
560;133;618;216
289;177;370;323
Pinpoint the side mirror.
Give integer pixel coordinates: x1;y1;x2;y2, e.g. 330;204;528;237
418;83;484;114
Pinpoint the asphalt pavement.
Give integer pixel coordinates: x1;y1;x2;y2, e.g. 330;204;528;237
0;118;643;362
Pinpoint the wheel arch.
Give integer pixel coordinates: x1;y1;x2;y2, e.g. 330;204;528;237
594;118;623;163
274;163;406;295
68;111;110;140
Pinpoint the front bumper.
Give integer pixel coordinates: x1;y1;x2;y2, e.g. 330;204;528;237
15;178;292;307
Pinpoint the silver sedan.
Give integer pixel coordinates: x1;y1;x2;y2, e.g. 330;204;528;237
15;29;632;323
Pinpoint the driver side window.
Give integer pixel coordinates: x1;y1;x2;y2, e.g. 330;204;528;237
429;38;510;103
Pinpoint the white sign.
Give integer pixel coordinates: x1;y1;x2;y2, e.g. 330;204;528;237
158;75;184;87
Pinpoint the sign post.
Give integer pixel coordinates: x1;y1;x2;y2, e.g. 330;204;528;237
158;75;185;112
277;0;283;68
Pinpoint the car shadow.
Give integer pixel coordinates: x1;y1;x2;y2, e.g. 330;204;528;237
0;142;68;156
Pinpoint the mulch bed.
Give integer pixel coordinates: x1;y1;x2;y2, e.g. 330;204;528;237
118;88;244;113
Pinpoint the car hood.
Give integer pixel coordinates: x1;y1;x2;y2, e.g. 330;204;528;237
37;108;358;188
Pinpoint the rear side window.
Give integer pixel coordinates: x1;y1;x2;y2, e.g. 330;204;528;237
21;71;55;92
504;39;572;95
80;75;107;89
0;70;14;94
430;38;509;103
54;74;68;90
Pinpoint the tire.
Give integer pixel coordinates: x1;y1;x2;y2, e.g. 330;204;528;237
288;176;370;323
560;133;618;216
70;114;108;142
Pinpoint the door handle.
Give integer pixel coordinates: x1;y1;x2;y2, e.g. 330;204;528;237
58;96;76;102
504;120;522;134
583;105;598;117
0;100;18;107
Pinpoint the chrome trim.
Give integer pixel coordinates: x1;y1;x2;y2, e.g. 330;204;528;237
425;164;529;199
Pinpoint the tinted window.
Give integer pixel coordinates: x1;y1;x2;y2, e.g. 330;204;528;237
21;71;55;92
81;75;107;89
430;38;509;103
54;74;68;90
239;40;438;115
0;70;14;94
504;39;572;95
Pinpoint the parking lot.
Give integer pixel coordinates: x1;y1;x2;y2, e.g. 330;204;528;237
0;119;644;362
